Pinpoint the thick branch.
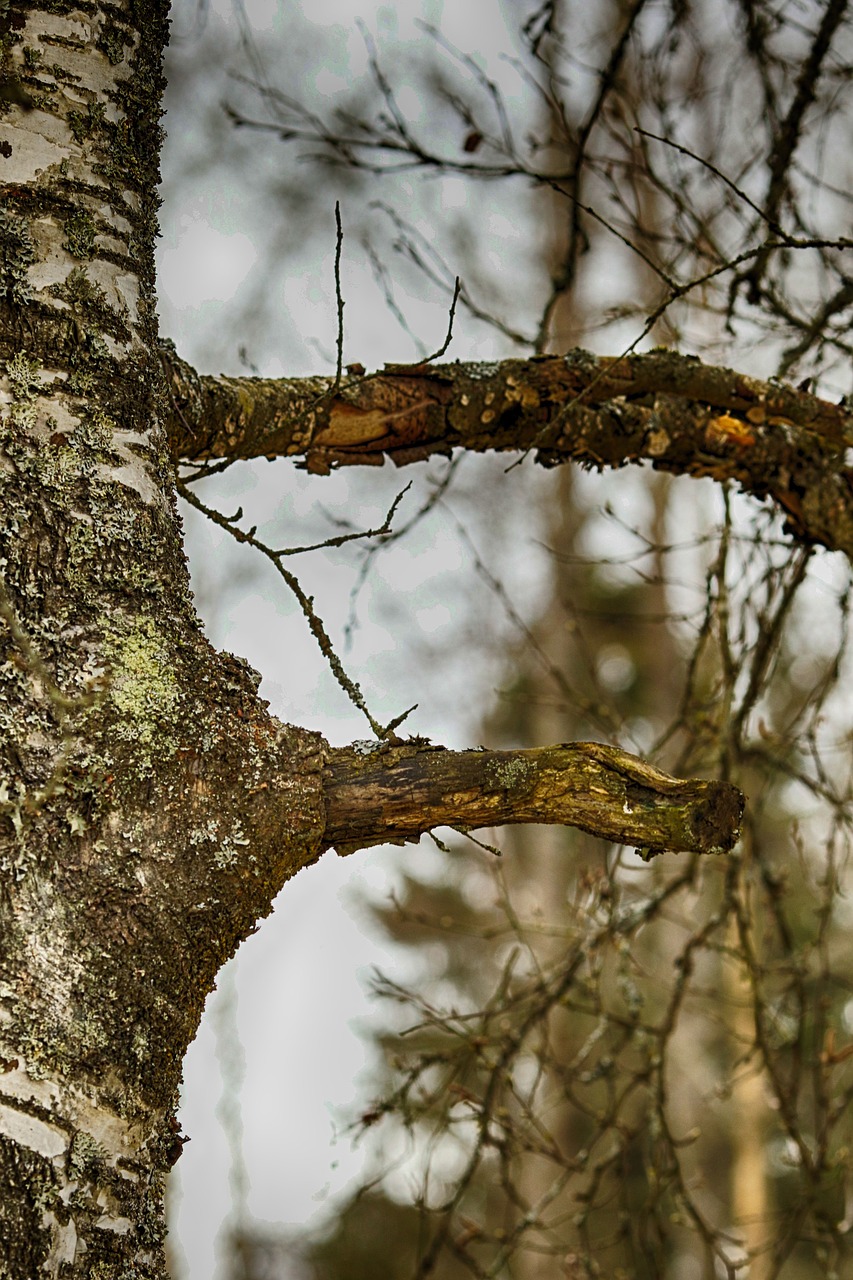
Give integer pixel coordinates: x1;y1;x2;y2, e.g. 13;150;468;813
163;347;853;561
322;740;744;859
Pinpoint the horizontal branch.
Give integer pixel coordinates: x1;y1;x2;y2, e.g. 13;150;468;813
163;347;853;561
322;739;744;859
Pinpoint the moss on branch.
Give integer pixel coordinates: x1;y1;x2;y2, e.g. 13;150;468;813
322;739;744;860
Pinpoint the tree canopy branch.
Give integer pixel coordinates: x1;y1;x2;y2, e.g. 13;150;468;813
163;347;853;561
322;739;744;859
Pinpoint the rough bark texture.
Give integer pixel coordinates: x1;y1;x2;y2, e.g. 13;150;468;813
0;3;327;1272
324;740;743;859
163;349;853;562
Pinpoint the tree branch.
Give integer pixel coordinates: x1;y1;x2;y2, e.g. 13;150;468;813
163;347;853;561
322;739;744;859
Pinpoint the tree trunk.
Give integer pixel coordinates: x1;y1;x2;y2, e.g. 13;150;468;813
0;3;325;1270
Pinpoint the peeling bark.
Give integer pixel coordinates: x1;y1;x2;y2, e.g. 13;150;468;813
163;349;853;562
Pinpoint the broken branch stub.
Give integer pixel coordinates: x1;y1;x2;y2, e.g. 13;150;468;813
322;740;744;859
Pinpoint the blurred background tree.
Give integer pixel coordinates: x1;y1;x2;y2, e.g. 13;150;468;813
159;2;853;1277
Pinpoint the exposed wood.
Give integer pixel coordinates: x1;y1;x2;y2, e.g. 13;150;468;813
323;739;744;859
162;348;853;562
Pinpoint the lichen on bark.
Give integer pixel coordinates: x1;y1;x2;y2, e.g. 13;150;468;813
0;1;329;1271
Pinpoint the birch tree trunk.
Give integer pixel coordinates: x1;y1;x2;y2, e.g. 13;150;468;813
0;4;741;1273
0;4;325;1271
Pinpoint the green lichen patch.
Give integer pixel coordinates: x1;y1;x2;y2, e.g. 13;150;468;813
486;754;532;791
0;208;35;304
67;1129;104;1180
5;349;40;399
63;209;96;260
107;616;181;773
98;21;130;67
55;264;108;310
76;406;114;452
67;99;105;144
4;350;41;429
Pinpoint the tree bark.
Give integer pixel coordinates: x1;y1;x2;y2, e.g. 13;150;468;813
0;2;322;1272
163;349;853;563
323;740;743;859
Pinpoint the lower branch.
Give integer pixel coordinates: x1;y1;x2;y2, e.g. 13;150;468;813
323;740;744;859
